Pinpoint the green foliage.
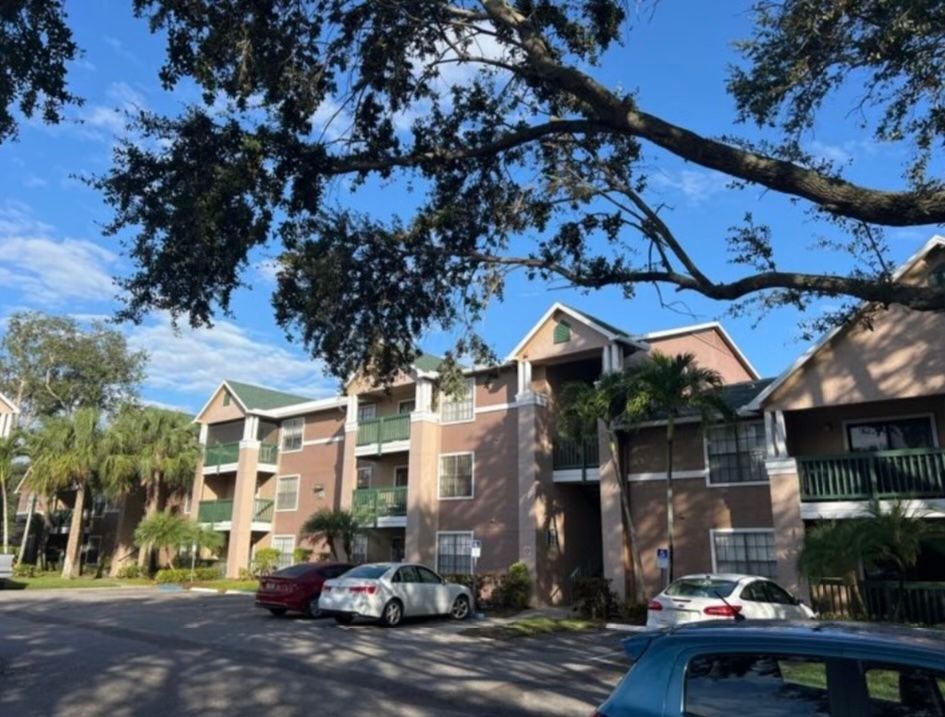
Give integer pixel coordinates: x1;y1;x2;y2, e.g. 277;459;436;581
492;561;531;610
572;576;619;620
134;513;222;570
116;564;142;579
252;548;281;576
238;568;255;582
299;509;359;561
292;547;313;564
0;312;146;422
13;562;39;578
154;566;222;584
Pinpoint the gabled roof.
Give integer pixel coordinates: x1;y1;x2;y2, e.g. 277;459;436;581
0;391;19;413
749;235;945;410
413;353;445;373
635;378;775;424
641;321;761;380
225;380;314;411
506;302;647;360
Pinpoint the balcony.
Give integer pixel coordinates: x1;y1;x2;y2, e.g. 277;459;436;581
202;442;278;473
197;498;274;530
353;486;408;527
356;415;411;456
798;448;945;502
552;435;600;482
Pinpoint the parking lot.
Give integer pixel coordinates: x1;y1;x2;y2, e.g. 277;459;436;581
0;588;628;717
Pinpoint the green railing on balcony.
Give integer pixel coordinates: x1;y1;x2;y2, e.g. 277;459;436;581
259;443;278;464
798;447;945;501
356;415;411;452
552;434;600;472
352;486;408;526
197;498;274;524
204;442;240;468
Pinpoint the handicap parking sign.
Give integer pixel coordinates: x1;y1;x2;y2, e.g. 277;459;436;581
656;548;670;569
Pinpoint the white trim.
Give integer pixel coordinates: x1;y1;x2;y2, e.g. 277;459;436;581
801;499;945;520
0;391;19;414
505;302;647;361
641;322;760;380
709;528;776;574
474;402;517;414
553;468;601;482
749;234;945;410
274;474;300;512
258;396;346;419
356;464;373;489
841;412;939;451
764;457;798;476
626;469;708;482
270;534;296;561
193;381;249;423
355;439;411;456
435;530;475;575
705;420;769;487
279;417;305;453
301;435;345;446
437;452;475;500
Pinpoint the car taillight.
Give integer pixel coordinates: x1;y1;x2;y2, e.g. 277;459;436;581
647;599;663;611
349;585;377;594
703;604;742;617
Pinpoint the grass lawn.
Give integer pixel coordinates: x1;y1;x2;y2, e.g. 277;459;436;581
3;576;154;590
460;616;597;640
193;579;258;593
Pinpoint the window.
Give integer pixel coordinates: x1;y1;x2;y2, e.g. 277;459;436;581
864;663;945;716
351;534;368;564
685;653;832;716
394;466;409;487
847;417;935;452
356;465;373;489
666;577;739;599
553;320;571;344
280;418;303;451
707;421;767;484
83;536;102;566
418;566;442;584
399;400;415;415
712;530;776;578
223;392;231;406
741;580;796;605
439;453;473;499
271;536;295;568
437;532;473;575
358;403;376;422
275;475;299;511
91;494;107;517
394;565;420;583
439;379;474;423
391;537;405;562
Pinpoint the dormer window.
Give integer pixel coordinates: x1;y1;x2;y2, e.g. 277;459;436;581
223;392;231;406
553;320;572;344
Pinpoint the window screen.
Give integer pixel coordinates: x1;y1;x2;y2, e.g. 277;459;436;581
440;379;474;423
439;454;473;498
707;421;767;484
713;531;776;577
437;533;473;575
280;418;303;451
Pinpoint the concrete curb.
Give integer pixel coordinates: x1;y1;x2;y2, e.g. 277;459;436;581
604;623;648;632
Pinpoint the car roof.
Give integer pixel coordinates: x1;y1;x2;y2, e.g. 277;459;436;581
631;620;945;660
673;573;765;583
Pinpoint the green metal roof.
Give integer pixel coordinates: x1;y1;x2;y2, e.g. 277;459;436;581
564;305;631;338
225;380;314;410
412;353;446;372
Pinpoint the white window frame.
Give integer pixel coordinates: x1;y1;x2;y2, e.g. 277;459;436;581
356;464;373;490
357;403;377;422
436;531;474;575
439;378;475;424
437;452;475;500
704;420;770;488
270;534;296;568
274;474;300;512
709;528;777;578
280;417;304;453
841;412;939;451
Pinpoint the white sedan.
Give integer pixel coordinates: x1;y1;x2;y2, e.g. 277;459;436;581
646;573;817;628
318;562;474;627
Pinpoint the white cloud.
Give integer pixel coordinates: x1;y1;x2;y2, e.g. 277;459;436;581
23;175;47;189
128;313;337;399
807;140;852;165
254;258;282;284
649;168;728;203
77;82;149;142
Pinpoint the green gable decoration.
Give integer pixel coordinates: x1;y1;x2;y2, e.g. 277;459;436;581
553;320;572;344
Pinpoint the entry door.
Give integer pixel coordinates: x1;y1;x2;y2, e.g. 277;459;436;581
394;466;409;487
391;537;405;562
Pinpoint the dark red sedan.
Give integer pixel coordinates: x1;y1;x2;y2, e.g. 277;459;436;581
255;562;353;618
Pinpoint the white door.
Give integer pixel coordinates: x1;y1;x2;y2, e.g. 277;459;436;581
391;566;427;616
762;580;809;619
737;580;777;619
418;566;451;614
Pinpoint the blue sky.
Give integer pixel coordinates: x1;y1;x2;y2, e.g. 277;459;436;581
0;1;940;413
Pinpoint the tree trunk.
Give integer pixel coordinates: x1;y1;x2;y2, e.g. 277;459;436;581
61;484;86;579
137;479;161;569
108;495;135;576
18;493;36;563
665;418;676;585
607;428;646;605
1;469;8;554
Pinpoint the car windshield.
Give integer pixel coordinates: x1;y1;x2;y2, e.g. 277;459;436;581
665;578;738;598
273;565;317;579
340;565;389;580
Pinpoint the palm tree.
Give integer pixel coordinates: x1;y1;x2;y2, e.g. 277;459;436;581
798;519;867;616
624;352;730;584
557;373;647;604
183;522;225;575
101;406;199;570
299;508;359;560
0;430;25;554
26;407;103;577
133;511;192;570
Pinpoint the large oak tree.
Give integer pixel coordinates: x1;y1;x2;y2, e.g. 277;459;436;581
5;1;945;380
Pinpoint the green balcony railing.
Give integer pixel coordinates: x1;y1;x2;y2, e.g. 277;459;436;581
356;415;411;452
552;434;600;472
204;442;240;468
259;443;278;464
798;447;945;501
352;486;408;526
198;498;274;525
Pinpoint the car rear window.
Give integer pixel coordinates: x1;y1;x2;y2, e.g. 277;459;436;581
666;578;738;598
341;565;389;579
273;565;317;579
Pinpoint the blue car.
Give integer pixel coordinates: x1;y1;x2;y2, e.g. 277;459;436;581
595;620;945;717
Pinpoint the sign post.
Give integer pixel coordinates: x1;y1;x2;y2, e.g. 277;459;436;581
470;539;482;618
656;547;670;588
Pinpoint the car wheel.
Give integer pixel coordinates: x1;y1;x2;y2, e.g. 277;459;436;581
306;597;322;619
334;614;355;626
268;607;287;617
449;595;470;620
380;599;403;628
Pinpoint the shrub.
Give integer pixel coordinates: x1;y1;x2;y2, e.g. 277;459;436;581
572;576;618;620
444;573;483;605
155;568;190;584
620;602;648;625
238;568;256;581
293;547;313;564
492;561;532;609
116;564;142;579
252;548;281;576
13;563;38;578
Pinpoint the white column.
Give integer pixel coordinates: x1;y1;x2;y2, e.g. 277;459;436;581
765;410;788;457
198;423;208;446
242;415;259;443
345;393;359;431
515;360;534;401
610;343;623;372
